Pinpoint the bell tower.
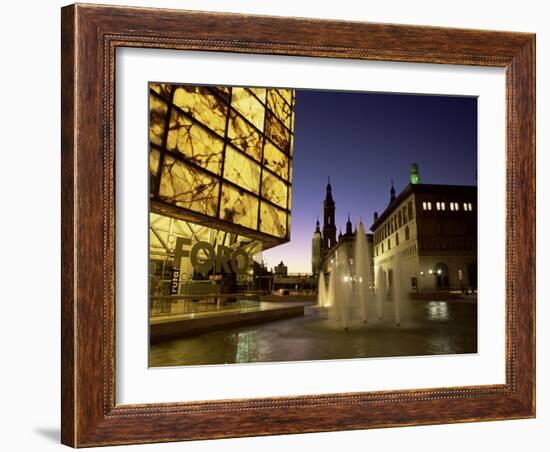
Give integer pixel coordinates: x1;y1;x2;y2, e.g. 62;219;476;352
311;218;322;275
322;177;337;253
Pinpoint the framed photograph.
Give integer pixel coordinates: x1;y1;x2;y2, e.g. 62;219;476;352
61;3;536;447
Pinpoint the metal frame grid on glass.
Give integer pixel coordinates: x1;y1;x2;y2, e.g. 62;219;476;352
149;83;295;248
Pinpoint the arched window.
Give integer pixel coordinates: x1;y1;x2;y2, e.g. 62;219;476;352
405;225;410;240
395;232;399;245
408;201;413;218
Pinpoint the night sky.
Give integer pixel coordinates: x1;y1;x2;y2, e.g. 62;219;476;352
263;89;477;273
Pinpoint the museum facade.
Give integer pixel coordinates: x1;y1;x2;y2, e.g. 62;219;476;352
148;83;296;299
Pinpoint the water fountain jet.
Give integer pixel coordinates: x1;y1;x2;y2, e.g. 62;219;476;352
322;220;408;329
317;271;327;307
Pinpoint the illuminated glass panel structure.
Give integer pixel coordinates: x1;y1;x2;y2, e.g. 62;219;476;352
149;213;263;299
149;83;295;247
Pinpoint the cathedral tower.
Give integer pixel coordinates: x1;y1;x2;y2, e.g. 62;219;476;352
311;218;322;275
322;178;337;253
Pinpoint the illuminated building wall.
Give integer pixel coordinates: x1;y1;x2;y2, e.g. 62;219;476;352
148;83;295;297
371;183;477;292
149;83;295;246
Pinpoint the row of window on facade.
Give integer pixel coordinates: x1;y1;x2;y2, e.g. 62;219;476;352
374;201;414;245
422;201;473;211
375;226;411;257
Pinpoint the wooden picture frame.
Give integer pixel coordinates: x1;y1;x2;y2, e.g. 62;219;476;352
61;3;535;447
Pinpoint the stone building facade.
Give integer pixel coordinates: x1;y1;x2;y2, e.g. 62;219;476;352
371;166;477;293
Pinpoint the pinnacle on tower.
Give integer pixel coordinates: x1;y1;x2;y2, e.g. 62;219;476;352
346;213;353;235
325;176;333;201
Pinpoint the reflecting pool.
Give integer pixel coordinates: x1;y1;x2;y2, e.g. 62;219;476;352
149;297;477;367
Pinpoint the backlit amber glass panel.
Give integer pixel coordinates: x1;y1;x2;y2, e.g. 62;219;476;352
260;202;287;238
149;94;168;146
249;88;267;103
210;86;231;102
287;185;292;210
158;155;219;216
173;86;228;135
220;184;259;230
227;110;263;161
286;214;291;238
150;148;161;189
267;90;292;128
278;89;293;105
263;141;289;180
266;111;291;154
223;146;261;194
166;109;223;175
150;83;172;100
149;83;295;243
262;172;288;209
231;88;265;130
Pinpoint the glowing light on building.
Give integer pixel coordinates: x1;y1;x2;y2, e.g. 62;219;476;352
149;83;295;245
148;83;296;297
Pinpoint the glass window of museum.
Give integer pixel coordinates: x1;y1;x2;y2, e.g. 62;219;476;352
148;84;295;303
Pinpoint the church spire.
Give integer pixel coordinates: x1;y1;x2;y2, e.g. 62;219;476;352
311;217;322;275
325;176;333;202
322;177;336;251
390;179;396;203
345;213;353;235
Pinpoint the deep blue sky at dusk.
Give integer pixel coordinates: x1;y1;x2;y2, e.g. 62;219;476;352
263;89;477;273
